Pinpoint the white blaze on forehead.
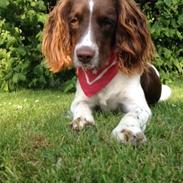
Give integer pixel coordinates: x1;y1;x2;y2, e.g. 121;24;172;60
89;0;94;13
77;0;94;47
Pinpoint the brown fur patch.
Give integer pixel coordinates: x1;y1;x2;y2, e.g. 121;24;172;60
140;65;162;105
116;0;155;74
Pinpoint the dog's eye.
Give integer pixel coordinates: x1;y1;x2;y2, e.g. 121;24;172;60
69;15;83;29
99;17;115;28
70;17;79;25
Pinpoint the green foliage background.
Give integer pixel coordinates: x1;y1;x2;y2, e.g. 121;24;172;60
0;0;182;91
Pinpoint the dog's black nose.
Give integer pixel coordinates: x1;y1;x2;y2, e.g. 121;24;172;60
76;46;95;64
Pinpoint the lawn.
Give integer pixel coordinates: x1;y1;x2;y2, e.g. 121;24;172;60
0;77;183;183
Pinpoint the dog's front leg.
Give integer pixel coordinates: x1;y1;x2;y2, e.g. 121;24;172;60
70;81;96;131
111;100;151;145
70;100;95;130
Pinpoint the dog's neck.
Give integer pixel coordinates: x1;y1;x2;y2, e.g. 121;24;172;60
77;52;118;97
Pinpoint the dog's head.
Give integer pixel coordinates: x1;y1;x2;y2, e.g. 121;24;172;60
42;0;154;74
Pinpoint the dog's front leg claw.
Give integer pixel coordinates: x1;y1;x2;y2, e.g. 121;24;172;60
70;118;95;131
111;128;146;145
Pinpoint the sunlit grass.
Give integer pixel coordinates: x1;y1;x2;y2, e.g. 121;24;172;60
0;77;183;183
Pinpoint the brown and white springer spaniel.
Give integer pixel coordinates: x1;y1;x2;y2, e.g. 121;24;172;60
42;0;171;145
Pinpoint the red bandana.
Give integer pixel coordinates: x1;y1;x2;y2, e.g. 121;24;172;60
77;54;118;97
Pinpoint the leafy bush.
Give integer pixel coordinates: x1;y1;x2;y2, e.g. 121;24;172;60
0;0;63;91
139;0;183;81
0;0;182;91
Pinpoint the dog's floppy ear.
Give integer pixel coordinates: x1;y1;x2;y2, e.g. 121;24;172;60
116;0;155;74
42;0;72;73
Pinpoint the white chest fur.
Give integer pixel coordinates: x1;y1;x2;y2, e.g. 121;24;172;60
73;71;146;113
97;72;142;111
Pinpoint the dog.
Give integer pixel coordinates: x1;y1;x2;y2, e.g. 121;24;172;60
42;0;171;145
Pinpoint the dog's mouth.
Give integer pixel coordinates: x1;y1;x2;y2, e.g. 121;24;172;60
74;57;100;71
80;63;99;71
73;53;99;71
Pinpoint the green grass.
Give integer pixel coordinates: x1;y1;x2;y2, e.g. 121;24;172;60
0;77;183;183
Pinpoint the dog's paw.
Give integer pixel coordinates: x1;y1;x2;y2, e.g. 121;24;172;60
111;128;146;145
70;118;95;131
